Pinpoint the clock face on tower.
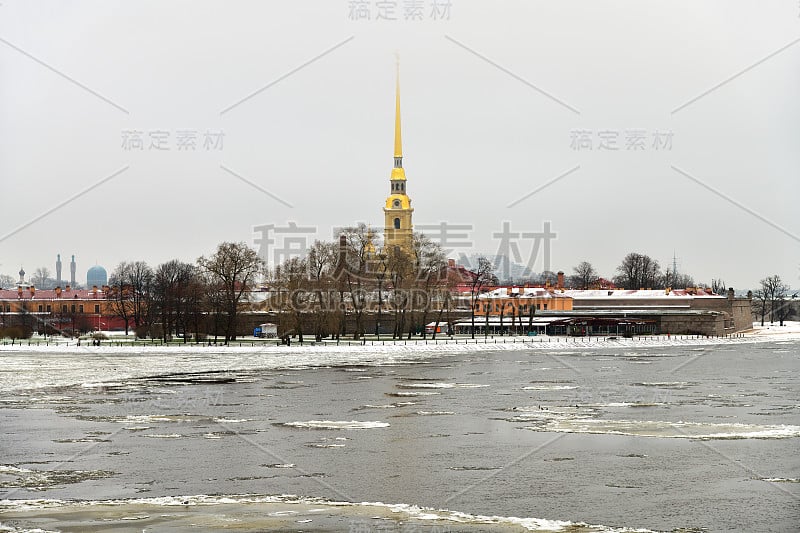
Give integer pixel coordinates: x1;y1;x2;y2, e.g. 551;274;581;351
393;200;401;208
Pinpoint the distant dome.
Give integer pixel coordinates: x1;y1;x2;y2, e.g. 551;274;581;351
87;265;108;287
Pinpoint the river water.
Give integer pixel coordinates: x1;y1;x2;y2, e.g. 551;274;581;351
0;339;798;532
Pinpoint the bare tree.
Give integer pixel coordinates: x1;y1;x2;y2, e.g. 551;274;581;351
570;261;598;290
752;288;768;326
411;232;447;339
431;272;456;340
662;268;695;290
772;278;789;326
204;274;227;344
153;260;197;342
274;256;311;343
709;278;726;296
31;267;52;289
614;252;662;289
108;261;154;336
774;293;796;326
384;245;413;339
197;242;263;344
336;224;376;340
469;256;495;339
308;240;339;341
537;270;557;287
0;274;15;289
183;271;208;342
757;275;786;325
766;275;789;325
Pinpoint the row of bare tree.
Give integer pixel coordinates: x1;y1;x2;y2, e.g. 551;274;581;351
752;275;794;326
104;227;479;343
568;253;719;292
98;237;798;341
107;242;262;344
269;225;470;341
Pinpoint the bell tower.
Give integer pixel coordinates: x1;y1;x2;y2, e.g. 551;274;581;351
383;59;414;254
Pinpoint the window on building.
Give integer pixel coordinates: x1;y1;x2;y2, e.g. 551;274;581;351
71;305;76;313
46;305;51;312
62;305;67;313
394;218;400;229
536;303;541;310
94;305;100;314
79;305;84;313
543;304;548;310
38;305;43;312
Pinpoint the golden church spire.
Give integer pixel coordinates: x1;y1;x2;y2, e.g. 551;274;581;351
384;55;413;254
394;56;402;166
390;55;406;182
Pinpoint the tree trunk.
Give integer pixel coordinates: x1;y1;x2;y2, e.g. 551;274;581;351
470;293;476;339
484;303;490;338
528;305;535;335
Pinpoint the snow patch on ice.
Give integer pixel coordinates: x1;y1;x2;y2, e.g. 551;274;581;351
282;420;390;430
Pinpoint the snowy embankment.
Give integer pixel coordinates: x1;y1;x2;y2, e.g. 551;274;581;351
0;324;797;394
746;320;800;341
2;322;799;356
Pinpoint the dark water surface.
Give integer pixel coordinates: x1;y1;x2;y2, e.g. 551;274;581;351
0;341;798;532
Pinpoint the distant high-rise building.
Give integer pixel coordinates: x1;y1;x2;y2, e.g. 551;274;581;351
56;254;63;286
70;255;76;286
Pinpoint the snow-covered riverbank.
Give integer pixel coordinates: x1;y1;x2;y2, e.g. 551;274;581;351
0;323;797;394
2;321;798;355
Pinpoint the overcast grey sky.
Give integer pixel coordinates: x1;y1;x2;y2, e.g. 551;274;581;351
1;1;798;290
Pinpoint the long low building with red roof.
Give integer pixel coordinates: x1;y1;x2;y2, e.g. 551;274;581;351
0;285;126;334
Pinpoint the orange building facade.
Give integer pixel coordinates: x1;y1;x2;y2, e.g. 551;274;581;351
0;286;120;334
474;287;573;317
